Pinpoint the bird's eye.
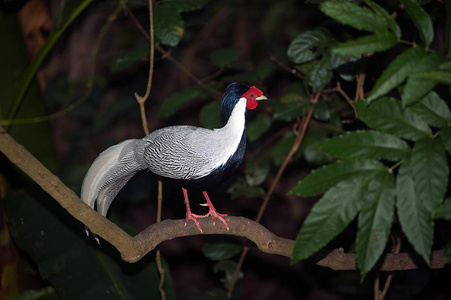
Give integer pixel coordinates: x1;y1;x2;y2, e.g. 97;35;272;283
250;94;254;98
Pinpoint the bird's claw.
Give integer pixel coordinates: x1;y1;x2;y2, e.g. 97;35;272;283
202;210;229;230
184;210;229;231
185;212;203;232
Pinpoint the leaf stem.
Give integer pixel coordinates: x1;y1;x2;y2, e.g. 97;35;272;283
431;130;441;139
1;0;125;126
132;0;154;136
3;0;94;129
388;160;403;173
120;2;219;97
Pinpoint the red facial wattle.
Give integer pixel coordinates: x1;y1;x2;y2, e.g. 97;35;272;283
243;86;264;110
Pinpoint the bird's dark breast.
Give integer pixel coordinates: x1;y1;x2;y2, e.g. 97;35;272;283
180;131;246;190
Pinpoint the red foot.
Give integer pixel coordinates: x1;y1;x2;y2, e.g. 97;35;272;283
201;191;229;230
185;211;203;232
182;188;229;232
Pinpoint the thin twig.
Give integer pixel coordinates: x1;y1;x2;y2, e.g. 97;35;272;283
132;0;154;136
1;1;125;126
131;1;165;298
270;54;304;80
3;0;94;130
355;72;366;101
375;234;402;300
227;93;320;298
335;81;357;118
156;45;220;97
156;179;166;300
374;275;381;300
121;1;219;97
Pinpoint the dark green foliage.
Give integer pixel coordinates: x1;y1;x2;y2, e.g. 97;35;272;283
356;172;395;279
331;31;398;57
291;178;367;262
396;159;434;265
367;47;426;101
5;189;175;300
288;0;451;281
401;0;434;47
287;30;331;64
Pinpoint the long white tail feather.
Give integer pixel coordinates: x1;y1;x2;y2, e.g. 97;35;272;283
96;173;136;215
81;139;141;216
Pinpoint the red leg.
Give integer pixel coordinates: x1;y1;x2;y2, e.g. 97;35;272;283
201;191;229;230
183;187;203;232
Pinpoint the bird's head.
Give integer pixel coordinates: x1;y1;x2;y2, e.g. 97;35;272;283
221;82;267;118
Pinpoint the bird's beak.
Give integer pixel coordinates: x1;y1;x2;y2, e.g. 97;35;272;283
256;95;268;101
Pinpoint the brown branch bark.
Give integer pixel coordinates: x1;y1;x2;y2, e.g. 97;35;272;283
0;124;447;270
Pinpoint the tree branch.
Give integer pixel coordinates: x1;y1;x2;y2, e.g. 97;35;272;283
0;124;447;271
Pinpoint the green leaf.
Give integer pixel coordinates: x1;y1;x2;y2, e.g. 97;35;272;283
312;101;331;121
396;159;433;265
227;178;266;199
154;4;184;47
213;260;242;289
292;178;368;263
159;87;201;118
247;112;272;141
355;98;431;141
5;190;175;300
272;96;310;122
202;243;242;261
287;29;331;64
402;51;447;107
3;0;94;132
306;62;332;92
300;127;335;166
401;0;434;47
289;159;387;197
367;47;426;101
322;51;348;70
356;172;395;279
331;31;397;57
245;157;270;187
420;71;451;84
320;1;387;32
304;47;347;91
441;126;451;154
410;92;451;128
0;15;58;169
320;130;411;161
433;198;451;220
363;0;401;38
302;139;334;166
440;61;451;71
199;101;222;129
411;138;449;210
210;48;241;68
